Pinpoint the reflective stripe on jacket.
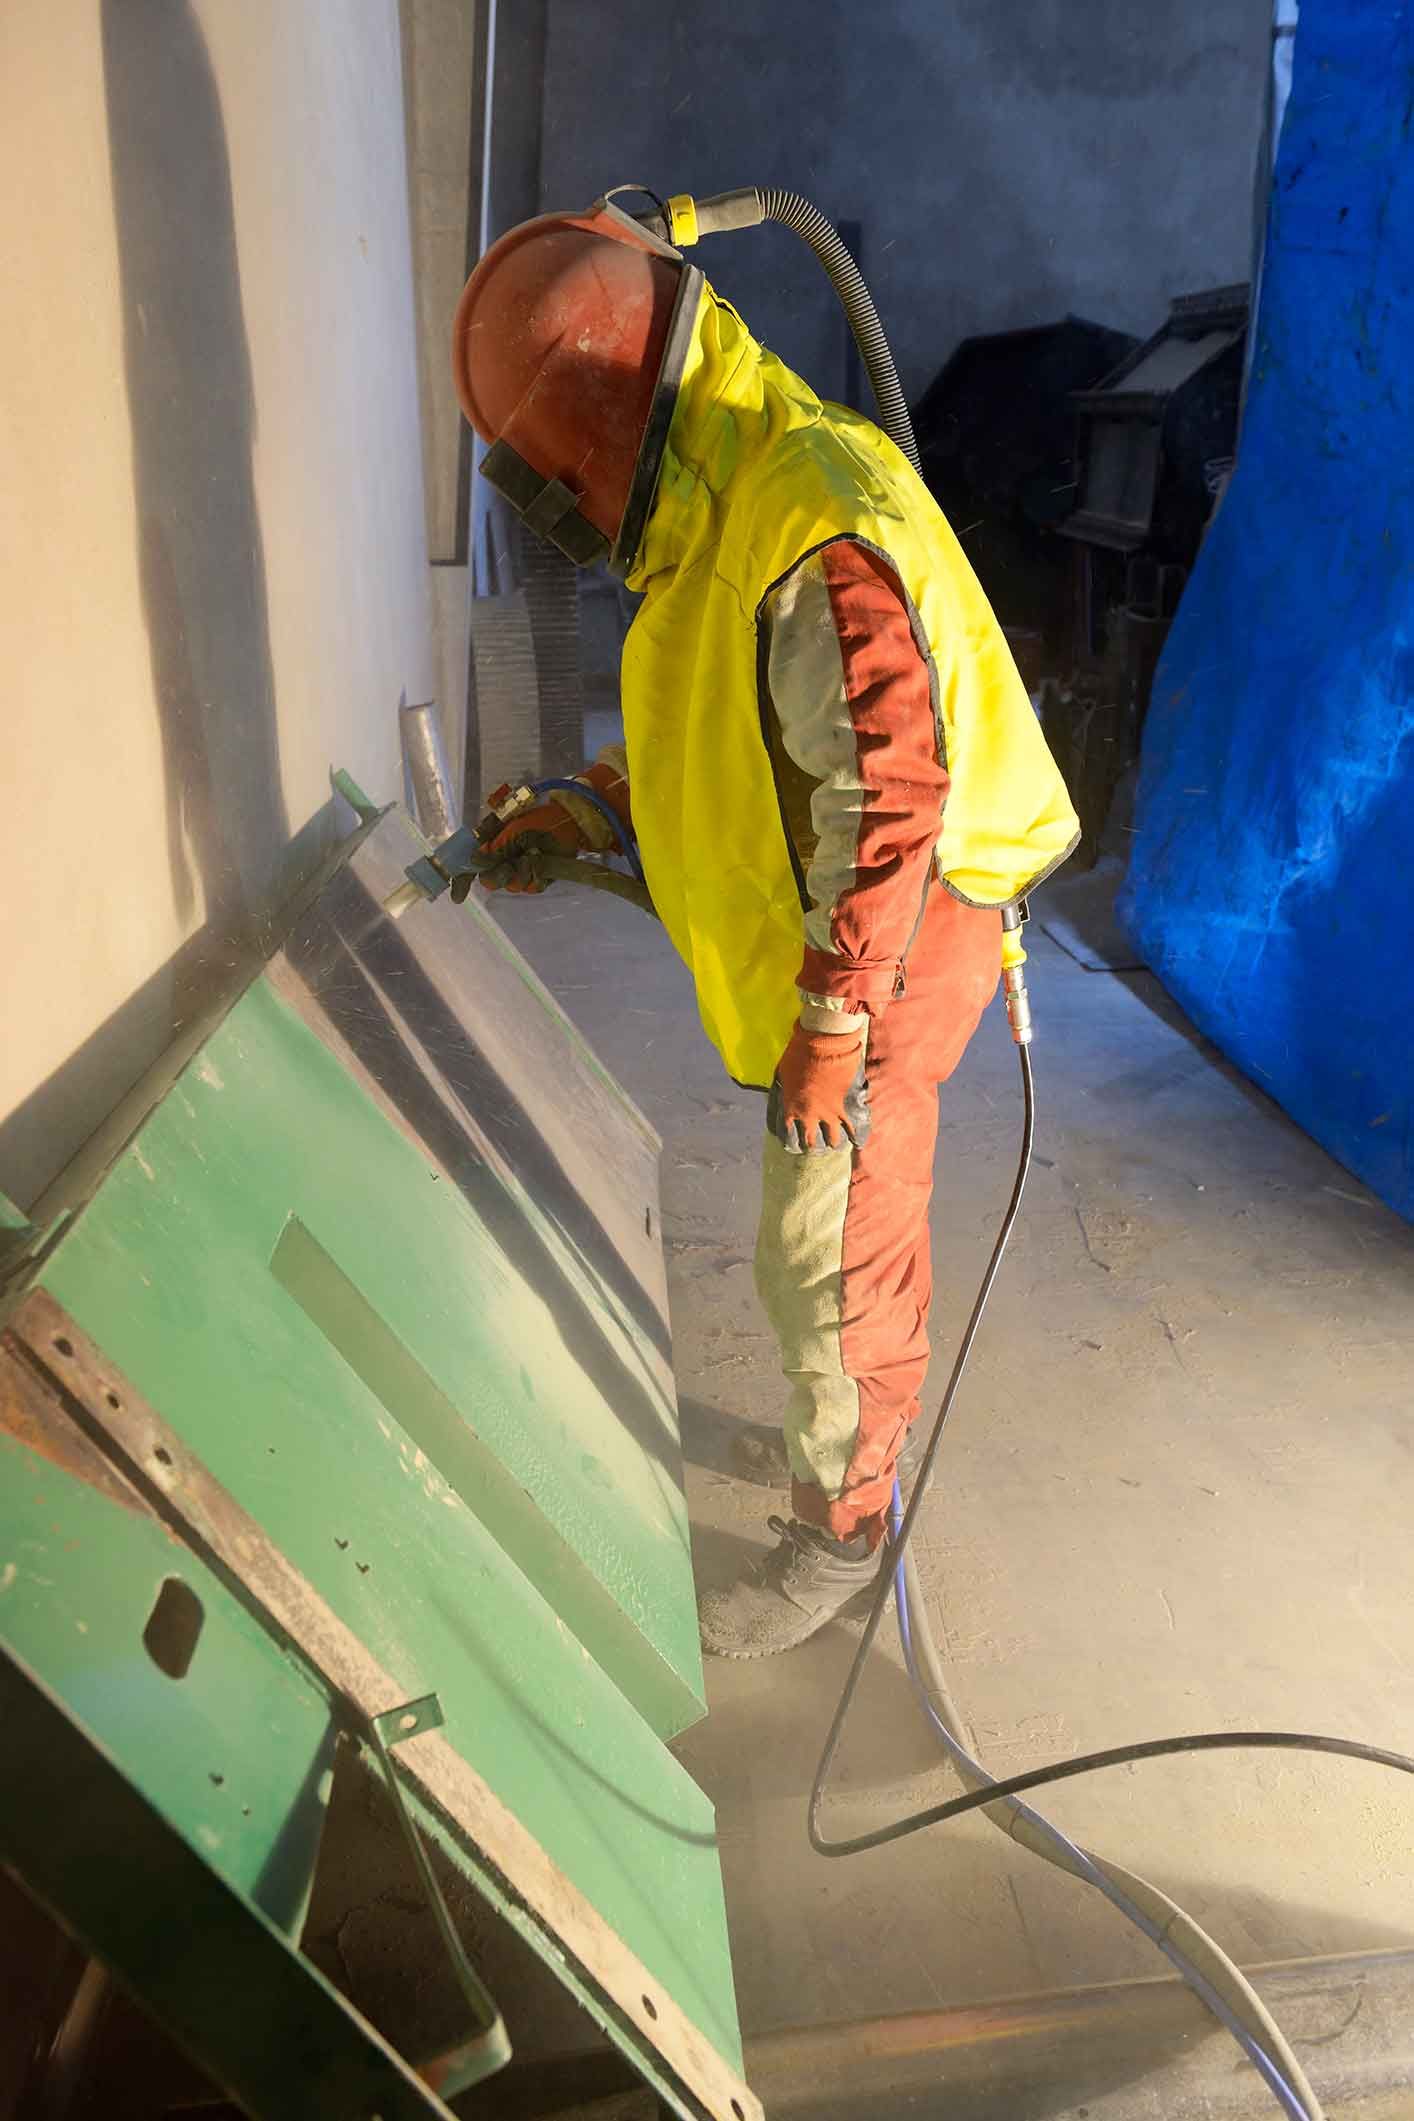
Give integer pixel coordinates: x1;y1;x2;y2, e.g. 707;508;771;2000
622;280;1078;1087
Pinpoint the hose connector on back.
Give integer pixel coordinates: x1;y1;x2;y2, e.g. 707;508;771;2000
1000;901;1033;1047
629;185;922;474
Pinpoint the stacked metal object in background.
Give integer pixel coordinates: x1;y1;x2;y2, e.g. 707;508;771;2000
913;286;1250;857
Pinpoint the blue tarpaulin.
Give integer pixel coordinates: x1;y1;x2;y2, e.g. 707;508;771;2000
1121;0;1414;1221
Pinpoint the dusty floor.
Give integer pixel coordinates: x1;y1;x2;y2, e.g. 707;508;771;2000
491;867;1414;2042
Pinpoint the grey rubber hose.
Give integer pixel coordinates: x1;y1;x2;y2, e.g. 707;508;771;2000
647;186;922;473
898;1544;1323;2119
755;189;922;472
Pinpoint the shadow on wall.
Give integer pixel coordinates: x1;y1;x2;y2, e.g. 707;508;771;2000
0;4;328;1211
101;0;287;942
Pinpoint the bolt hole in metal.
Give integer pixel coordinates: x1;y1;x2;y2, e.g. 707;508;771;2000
52;1335;74;1358
143;1578;204;1679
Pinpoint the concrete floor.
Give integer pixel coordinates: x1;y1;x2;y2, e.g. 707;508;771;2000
490;864;1414;2059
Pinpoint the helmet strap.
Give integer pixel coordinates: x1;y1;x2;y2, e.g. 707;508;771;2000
479;441;611;568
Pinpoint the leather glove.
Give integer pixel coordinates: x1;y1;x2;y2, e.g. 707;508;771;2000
478;760;632;895
477;795;592;895
768;1023;871;1153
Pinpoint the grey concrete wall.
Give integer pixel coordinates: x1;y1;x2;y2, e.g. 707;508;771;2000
0;1;434;1208
539;0;1272;409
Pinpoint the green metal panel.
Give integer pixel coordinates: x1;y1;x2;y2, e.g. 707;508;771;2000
38;985;741;2072
43;963;698;1736
0;1427;336;1939
2;808;750;2112
0;1645;454;2121
276;815;704;1739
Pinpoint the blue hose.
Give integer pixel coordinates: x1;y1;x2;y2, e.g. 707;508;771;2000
527;776;645;883
889;1482;1311;2119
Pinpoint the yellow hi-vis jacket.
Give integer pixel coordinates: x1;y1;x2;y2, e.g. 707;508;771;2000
621;280;1078;1087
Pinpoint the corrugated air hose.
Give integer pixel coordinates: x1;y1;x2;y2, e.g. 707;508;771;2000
753;189;921;472
632;185;922;473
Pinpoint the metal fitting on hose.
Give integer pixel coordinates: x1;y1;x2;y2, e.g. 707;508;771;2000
1003;962;1033;1047
629;185;922;474
1000;901;1033;1047
1000;903;1034;1052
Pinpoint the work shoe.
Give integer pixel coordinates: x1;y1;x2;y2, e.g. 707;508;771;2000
698;1516;883;1659
729;1423;921;1491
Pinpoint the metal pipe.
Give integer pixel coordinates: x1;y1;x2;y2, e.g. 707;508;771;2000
744;1949;1414;2121
400;699;459;842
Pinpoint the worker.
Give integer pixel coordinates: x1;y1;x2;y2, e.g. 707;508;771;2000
452;198;1077;1659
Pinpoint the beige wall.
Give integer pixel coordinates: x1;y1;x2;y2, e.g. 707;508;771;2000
0;0;435;1207
401;0;478;566
399;0;482;809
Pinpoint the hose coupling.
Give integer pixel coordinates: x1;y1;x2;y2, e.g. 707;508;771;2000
1002;963;1033;1047
999;899;1033;1046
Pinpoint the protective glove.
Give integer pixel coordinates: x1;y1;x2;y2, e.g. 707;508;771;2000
477;794;592;895
767;1023;871;1153
477;760;631;895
